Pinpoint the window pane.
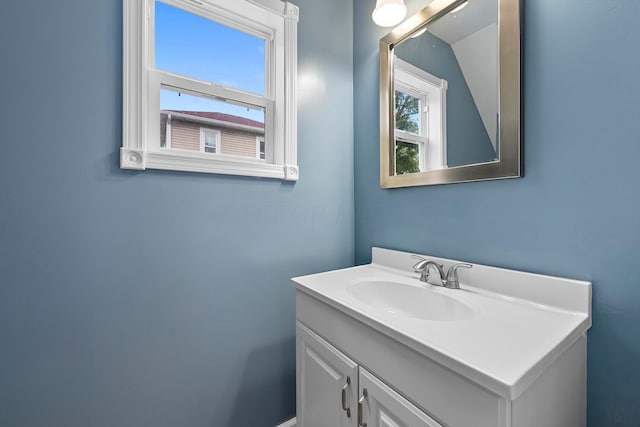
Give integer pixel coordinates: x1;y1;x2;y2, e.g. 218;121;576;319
203;130;219;153
160;88;265;159
205;133;217;145
155;1;266;96
258;137;265;160
395;91;421;134
395;140;421;175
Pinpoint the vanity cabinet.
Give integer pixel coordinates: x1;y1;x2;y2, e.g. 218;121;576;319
297;323;442;427
293;248;591;427
295;290;587;427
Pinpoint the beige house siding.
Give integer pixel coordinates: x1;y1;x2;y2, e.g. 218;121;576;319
171;121;201;151
219;128;259;157
164;116;262;158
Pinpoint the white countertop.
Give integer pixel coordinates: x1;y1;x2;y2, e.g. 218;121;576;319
292;248;592;399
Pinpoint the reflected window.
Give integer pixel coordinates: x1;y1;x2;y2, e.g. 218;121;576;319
394;58;447;174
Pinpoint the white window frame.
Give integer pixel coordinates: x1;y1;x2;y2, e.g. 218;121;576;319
121;0;299;181
200;128;221;154
394;58;447;171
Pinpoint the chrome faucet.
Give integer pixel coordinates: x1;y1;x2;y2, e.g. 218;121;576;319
413;258;446;284
412;256;473;289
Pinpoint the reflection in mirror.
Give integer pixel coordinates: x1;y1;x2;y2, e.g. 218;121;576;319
393;0;498;175
379;0;521;188
394;58;447;173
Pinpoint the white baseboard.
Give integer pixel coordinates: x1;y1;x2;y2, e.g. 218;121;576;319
276;417;296;427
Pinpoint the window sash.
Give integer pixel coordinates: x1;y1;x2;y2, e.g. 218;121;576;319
147;70;274;161
395;137;425;172
154;0;274;96
395;86;425;137
151;0;276;97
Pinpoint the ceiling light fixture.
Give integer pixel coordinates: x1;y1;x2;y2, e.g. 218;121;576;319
450;0;469;14
411;28;427;38
372;0;407;27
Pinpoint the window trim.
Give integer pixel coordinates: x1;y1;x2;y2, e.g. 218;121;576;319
121;0;299;180
395;58;447;171
200;128;221;154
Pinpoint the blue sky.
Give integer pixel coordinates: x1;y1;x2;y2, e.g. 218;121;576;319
155;1;265;122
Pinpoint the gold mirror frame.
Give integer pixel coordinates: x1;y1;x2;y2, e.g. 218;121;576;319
380;0;522;188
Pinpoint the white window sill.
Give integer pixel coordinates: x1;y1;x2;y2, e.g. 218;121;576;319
121;148;299;180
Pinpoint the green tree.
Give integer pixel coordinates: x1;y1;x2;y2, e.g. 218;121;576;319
395;91;420;134
395;141;420;175
394;91;421;174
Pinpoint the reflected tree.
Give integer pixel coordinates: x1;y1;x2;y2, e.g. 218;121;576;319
395;91;420;134
395;91;421;174
395;140;420;175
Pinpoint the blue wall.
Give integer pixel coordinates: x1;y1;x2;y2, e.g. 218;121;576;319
2;0;639;425
354;0;640;425
0;0;353;425
395;32;495;166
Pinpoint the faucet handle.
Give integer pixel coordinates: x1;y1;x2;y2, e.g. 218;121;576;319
411;255;426;271
445;263;473;289
411;256;444;274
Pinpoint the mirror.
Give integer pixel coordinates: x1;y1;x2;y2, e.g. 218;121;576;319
380;0;521;187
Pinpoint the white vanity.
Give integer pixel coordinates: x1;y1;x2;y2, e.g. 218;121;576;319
292;248;591;427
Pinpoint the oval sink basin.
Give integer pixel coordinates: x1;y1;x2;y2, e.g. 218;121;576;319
348;280;475;321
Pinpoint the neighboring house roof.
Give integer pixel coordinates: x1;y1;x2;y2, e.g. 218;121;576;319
163;110;265;133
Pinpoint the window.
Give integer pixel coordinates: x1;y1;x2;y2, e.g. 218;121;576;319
122;0;299;180
256;136;265;160
394;58;447;174
201;128;221;154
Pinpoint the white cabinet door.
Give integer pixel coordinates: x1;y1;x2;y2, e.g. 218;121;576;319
297;322;359;427
358;368;443;427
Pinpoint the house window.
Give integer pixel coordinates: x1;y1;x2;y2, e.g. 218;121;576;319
201;128;221;154
394;58;447;174
256;136;265;160
122;0;299;181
